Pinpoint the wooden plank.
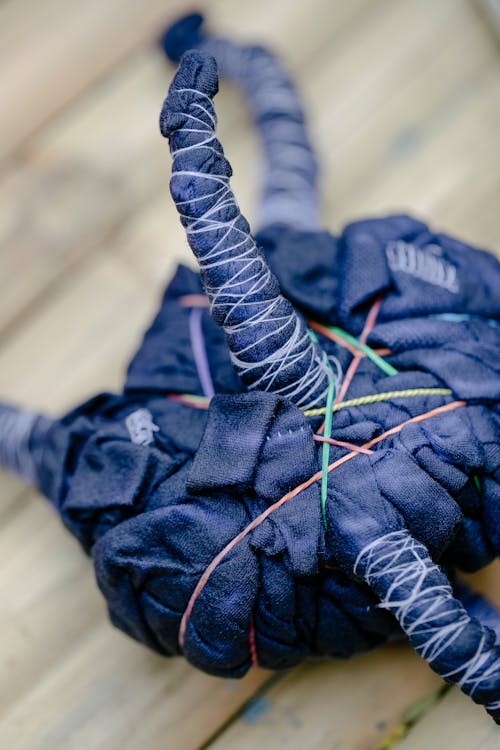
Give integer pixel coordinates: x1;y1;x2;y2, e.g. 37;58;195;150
0;618;268;750
0;0;192;161
0;0;373;336
0;252;270;748
0;1;498;747
465;561;500;609
393;688;500;749
334;62;500;247
314;0;500;237
475;0;500;43
0;0;373;161
206;645;441;750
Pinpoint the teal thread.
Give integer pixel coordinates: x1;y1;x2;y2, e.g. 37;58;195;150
321;369;336;529
328;326;398;376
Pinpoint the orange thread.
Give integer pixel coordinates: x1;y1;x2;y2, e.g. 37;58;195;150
178;294;210;307
168;394;210;410
178;398;467;648
313;436;373;455
318;296;384;435
309;321;392;359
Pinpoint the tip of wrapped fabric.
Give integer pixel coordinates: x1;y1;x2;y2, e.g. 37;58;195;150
159;50;219;139
159;12;205;63
0;402;56;487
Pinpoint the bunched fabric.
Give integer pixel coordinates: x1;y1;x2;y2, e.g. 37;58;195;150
1;13;500;721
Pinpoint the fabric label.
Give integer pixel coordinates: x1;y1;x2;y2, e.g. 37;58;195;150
125;408;160;446
386;240;459;293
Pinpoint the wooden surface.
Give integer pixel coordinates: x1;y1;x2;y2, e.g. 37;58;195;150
0;0;499;747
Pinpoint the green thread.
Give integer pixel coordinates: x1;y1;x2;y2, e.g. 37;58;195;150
304;388;453;417
473;475;482;494
308;328;320;344
321;370;336;529
180;393;210;404
379;684;451;749
328;325;398;376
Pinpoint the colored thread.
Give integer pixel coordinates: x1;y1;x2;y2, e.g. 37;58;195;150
248;617;258;667
163;66;331;409
317;295;385;437
313;436;373;455
310;321;397;376
168;393;210;409
178;399;466;647
329;327;397;376
179;294;210;308
168;387;454;416
320;370;336;528
311;322;338;518
333;295;384;409
304;388;453;417
309;320;392;358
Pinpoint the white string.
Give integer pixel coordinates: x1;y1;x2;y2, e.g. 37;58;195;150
169;85;334;409
486;698;500;711
354;530;500;698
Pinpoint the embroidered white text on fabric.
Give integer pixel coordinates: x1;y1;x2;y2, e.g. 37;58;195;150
386;240;459;293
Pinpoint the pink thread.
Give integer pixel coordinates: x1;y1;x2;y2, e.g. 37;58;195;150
179;294;210;307
167;394;210;410
178;399;466;648
248;617;258;667
313;436;373;455
318;295;384;435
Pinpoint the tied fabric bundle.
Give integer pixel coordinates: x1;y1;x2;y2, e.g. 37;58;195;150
1;13;500;722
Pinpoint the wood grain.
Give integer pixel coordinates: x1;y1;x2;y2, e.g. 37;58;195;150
396;688;500;749
0;0;498;748
207;645;442;750
0;0;371;335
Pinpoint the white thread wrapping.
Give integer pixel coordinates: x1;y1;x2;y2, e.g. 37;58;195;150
354;530;500;701
168;83;334;409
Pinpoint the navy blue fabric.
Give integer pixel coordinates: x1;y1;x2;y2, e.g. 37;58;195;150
28;215;499;690
2;16;497;719
161;14;321;231
159;51;330;408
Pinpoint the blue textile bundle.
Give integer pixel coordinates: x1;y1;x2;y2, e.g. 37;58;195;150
1;13;500;721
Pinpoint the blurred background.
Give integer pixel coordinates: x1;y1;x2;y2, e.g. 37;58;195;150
0;1;499;748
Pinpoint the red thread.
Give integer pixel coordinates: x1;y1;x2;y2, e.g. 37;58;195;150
336;295;383;404
167;394;210;410
248;617;258;667
313;436;373;455
178;399;467;648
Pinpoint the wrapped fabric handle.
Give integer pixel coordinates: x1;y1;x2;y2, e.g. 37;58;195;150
355;530;500;722
160;51;331;408
161;13;321;231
